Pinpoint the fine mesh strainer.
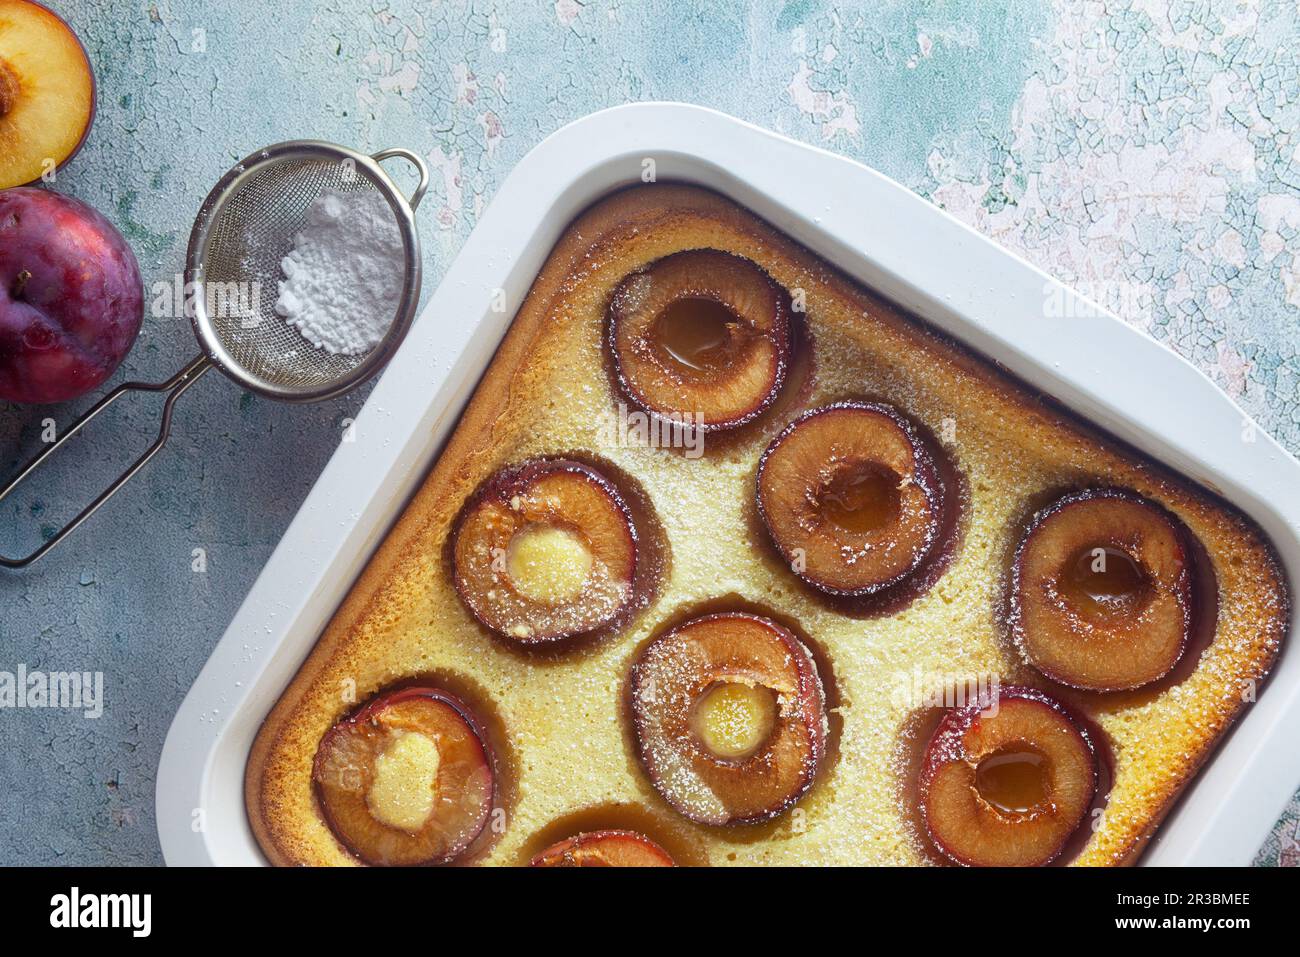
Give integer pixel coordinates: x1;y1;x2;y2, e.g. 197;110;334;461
0;141;429;568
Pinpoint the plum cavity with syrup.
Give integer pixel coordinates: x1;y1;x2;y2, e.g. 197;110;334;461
1010;488;1198;692
757;401;949;599
918;687;1098;867
607;249;793;432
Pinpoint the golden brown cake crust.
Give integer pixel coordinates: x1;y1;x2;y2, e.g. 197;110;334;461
246;184;1289;867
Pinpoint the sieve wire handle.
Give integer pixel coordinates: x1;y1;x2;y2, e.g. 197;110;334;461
0;354;213;569
372;148;429;211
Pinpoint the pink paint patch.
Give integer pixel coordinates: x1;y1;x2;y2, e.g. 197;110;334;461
1212;341;1251;397
555;0;580;27
479;111;504;158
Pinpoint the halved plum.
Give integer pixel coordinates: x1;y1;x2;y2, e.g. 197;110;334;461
453;459;638;643
919;687;1097;867
1010;488;1194;691
529;830;674;867
757;401;945;596
313;687;495;866
607;249;791;431
0;1;95;189
630;612;827;826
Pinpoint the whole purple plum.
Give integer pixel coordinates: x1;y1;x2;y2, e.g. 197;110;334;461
0;187;143;404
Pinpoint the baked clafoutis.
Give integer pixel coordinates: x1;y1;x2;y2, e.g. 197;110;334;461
247;184;1289;866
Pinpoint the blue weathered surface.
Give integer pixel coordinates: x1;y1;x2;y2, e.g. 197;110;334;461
1;0;1297;865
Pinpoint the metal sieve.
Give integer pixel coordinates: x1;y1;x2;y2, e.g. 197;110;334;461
0;140;429;568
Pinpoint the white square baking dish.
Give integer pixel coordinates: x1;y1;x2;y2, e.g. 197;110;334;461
156;103;1300;866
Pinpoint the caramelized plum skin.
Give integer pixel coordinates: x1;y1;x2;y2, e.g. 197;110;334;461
757;401;946;596
630;613;827;826
313;687;494;866
607;249;792;431
452;459;638;643
919;688;1097;867
1011;488;1195;691
530;830;674;867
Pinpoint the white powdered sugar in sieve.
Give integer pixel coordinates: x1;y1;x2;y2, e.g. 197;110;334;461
274;189;404;356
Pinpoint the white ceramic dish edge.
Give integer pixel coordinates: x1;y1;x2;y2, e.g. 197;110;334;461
157;102;1300;867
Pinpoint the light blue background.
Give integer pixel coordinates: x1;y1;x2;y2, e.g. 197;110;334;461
1;0;1297;865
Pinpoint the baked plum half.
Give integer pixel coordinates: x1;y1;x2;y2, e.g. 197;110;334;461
453;459;638;644
1010;488;1194;691
530;830;674;867
757;401;946;596
630;613;827;826
919;687;1097;867
607;249;791;431
313;687;495;866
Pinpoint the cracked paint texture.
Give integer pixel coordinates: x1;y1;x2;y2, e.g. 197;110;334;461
0;0;1296;865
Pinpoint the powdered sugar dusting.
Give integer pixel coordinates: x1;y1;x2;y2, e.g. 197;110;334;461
275;190;404;356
